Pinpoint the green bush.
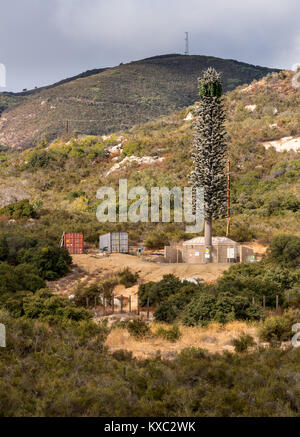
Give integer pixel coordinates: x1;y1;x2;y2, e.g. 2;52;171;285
138;274;182;307
183;292;263;326
126;319;151;339
0;262;45;295
145;231;169;249
0;233;36;265
231;333;256;353
217;276;283;308
259;316;292;343
118;268;139;288
0;200;36;219
259;309;300;343
0;288;91;323
122;139;144;157
154;325;181;342
18;245;72;280
267;235;300;269
0;291;32;318
22;290;91;324
74;276;119;307
27;150;52;168
218;262;290;307
154;284;200;323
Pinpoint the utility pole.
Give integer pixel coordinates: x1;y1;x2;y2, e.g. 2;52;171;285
226;159;231;237
184;32;189;56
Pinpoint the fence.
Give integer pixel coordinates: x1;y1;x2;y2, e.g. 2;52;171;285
249;294;289;312
85;294;151;319
84;293;291;319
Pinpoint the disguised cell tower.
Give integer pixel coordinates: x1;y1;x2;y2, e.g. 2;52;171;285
184;32;189;56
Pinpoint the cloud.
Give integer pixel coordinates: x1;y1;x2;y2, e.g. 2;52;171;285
53;0;300;67
1;0;300;91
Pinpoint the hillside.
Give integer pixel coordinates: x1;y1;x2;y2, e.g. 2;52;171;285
1;69;300;419
0;69;299;247
0;54;279;149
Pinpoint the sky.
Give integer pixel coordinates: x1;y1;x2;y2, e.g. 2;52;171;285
0;0;300;92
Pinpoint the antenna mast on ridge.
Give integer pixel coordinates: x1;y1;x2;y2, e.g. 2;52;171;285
184;32;189;55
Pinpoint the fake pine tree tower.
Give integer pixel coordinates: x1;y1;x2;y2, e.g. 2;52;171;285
191;68;228;263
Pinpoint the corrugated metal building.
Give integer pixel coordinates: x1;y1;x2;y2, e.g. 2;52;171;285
99;232;129;253
164;237;254;264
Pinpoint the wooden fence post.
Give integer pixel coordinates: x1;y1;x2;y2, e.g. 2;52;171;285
112;293;115;314
252;297;255;305
94;296;97;307
104;298;106;316
121;295;123;313
147;297;150;320
86;297;89;308
137;295;140;316
276;295;279;312
263;295;266;309
288;293;290;303
129;296;132;314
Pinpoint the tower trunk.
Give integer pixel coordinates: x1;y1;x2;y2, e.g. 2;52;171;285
204;217;213;263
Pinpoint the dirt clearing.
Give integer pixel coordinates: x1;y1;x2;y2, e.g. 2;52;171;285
72;253;230;283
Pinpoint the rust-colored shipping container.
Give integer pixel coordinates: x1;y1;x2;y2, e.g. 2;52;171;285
63;233;84;254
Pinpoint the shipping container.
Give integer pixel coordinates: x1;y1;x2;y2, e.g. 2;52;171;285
99;232;129;253
63;233;84;255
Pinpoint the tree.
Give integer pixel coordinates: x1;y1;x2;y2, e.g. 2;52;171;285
191;68;228;262
267;235;300;268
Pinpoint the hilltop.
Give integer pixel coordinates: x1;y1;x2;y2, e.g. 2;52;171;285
0;54;279;149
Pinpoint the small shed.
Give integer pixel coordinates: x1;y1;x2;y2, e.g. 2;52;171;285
164;237;254;264
99;232;129;254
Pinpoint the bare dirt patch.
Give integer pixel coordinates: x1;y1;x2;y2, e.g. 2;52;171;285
71;253;230;283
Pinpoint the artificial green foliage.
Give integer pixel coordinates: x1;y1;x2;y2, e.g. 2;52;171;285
191;68;227;221
200;81;223;98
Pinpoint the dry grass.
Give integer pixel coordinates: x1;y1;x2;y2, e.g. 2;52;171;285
105;320;259;359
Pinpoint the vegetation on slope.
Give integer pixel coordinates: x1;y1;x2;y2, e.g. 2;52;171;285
2;310;300;416
0;70;298;245
0;54;278;148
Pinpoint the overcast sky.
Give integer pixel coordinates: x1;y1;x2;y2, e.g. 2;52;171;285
0;0;300;92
